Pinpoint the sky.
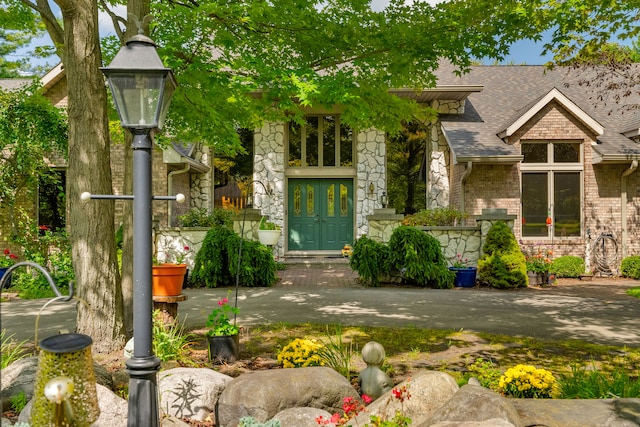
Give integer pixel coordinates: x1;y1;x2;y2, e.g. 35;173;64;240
12;1;555;74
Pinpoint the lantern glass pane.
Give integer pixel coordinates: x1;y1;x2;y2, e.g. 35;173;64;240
108;73;165;128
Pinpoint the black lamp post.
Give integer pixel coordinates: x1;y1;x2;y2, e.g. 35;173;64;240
99;32;176;427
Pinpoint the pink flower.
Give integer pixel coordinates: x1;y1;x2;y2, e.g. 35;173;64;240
362;394;372;404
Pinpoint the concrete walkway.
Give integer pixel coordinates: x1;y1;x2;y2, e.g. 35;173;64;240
2;262;640;347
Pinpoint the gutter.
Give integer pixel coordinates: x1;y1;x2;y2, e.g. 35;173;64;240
621;160;638;260
168;164;191;226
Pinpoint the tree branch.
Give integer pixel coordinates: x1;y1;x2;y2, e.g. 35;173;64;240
99;0;127;42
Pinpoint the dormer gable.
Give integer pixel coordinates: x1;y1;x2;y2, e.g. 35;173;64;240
497;87;604;141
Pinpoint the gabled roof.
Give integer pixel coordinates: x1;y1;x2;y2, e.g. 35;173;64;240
436;63;640;164
496;87;604;140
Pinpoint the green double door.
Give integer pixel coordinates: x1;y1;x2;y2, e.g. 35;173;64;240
288;179;354;251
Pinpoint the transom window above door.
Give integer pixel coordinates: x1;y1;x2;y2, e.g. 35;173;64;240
288;115;353;168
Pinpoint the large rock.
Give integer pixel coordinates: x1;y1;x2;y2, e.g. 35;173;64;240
420;384;522;427
512;397;640;427
216;367;359;427
428;420;517;427
273;407;334;427
18;383;127;427
349;371;459;426
1;357;112;411
158;367;233;421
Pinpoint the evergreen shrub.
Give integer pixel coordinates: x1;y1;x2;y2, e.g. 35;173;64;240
550;256;585;278
191;226;276;287
620;255;640;279
349;236;391;286
478;221;527;288
350;226;454;288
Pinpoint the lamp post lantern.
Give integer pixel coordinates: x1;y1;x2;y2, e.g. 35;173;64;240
101;32;176;427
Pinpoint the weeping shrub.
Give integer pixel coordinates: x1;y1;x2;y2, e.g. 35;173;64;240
349;236;391;286
191;226;277;288
478;221;527;288
387;226;454;288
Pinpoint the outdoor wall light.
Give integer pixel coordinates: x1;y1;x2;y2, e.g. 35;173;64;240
380;191;388;208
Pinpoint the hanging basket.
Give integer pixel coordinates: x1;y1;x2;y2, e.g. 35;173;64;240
152;264;187;296
258;229;281;246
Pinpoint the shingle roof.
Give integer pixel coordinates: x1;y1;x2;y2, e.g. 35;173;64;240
435;63;640;164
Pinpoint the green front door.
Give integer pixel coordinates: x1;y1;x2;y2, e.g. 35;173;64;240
288;179;353;251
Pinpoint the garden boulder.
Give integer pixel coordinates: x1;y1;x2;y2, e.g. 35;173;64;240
420;384;523;427
158;367;233;421
348;371;459;426
215;366;358;427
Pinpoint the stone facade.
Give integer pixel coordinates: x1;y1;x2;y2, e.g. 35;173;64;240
356;128;387;237
426;100;463;209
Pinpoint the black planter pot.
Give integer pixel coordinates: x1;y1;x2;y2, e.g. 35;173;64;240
207;334;239;363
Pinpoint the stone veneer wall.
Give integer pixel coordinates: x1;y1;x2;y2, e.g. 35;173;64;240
427;100;464;209
189;145;214;212
254;122;286;256
356;128;387;237
367;208;516;266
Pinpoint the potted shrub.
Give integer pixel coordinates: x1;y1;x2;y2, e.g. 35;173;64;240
152;245;190;296
257;216;281;246
448;254;477;288
206;293;240;363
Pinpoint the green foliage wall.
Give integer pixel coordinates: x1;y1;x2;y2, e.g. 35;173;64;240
478;221;527;289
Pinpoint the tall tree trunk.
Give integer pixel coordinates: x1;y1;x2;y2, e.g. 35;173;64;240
56;0;125;353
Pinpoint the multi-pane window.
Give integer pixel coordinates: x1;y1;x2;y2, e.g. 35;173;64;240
288;115;353;167
521;141;582;238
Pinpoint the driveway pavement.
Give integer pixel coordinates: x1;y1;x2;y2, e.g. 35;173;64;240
1;265;639;347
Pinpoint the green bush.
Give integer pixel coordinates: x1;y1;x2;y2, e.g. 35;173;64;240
620;255;640;280
387;226;454;288
351;227;454;288
349;236;391;286
179;207;234;229
402;207;468;226
478;222;527;289
550;256;585;278
191;226;277;288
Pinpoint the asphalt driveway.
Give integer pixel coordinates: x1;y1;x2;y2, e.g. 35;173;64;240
2;276;639;347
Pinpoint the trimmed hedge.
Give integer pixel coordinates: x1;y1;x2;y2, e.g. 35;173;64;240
550;256;585;278
621;255;640;280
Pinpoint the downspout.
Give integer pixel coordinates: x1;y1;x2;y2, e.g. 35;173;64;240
168;164;191;226
460;161;473;216
621;160;638;260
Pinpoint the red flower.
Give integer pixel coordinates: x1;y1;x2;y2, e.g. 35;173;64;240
3;249;9;255
9;254;17;259
184;246;190;251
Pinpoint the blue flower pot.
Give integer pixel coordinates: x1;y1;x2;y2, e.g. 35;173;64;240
449;267;477;288
0;267;11;288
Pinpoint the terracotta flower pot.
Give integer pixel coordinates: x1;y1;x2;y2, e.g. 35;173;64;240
152;264;187;296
